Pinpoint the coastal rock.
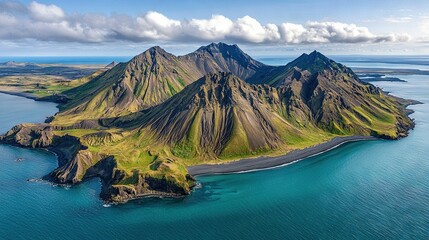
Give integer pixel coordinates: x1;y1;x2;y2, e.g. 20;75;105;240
45;149;103;184
0;124;195;203
100;171;195;203
0;124;54;148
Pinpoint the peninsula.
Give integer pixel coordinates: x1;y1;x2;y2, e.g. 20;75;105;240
0;43;416;203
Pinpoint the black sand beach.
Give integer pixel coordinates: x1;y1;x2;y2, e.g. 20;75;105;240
188;136;376;176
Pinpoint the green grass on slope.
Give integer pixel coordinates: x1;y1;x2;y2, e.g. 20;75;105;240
170;110;200;159
46;82;408;194
219;111;252;159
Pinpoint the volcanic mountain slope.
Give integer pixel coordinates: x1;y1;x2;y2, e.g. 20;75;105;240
179;43;277;83
57;43;273;121
103;72;322;160
0;47;416;203
58;47;194;120
262;51;414;138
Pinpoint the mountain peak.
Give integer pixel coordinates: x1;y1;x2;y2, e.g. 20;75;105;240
296;50;330;62
194;42;266;69
150;45;167;52
105;61;117;68
308;50;330;61
179;42;267;82
130;46;175;65
134;46;170;58
309;50;321;55
145;46;171;57
287;50;342;73
202;42;239;50
196;42;243;56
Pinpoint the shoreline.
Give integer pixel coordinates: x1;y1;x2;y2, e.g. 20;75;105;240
0;90;38;100
187;136;376;176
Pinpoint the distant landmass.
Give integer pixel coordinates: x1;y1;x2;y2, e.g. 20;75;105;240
0;43;417;203
0;61;103;99
357;73;407;82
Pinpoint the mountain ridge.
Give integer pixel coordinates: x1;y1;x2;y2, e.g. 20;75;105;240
0;43;417;203
56;43;278;120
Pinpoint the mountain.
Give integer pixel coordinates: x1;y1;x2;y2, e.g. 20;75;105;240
58;47;196;120
261;51;414;138
57;43;272;120
104;72;299;159
0;45;416;203
264;51;357;86
179;42;276;82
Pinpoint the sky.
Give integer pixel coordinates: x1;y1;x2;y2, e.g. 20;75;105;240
1;0;429;56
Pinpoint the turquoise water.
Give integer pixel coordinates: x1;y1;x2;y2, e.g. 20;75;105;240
0;69;428;239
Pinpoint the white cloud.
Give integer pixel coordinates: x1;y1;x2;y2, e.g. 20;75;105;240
277;21;410;44
0;1;411;45
135;11;181;39
184;15;233;40
306;21;376;43
230;16;277;43
28;1;65;22
279;23;307;43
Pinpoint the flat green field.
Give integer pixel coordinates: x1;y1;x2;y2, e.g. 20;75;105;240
0;63;104;98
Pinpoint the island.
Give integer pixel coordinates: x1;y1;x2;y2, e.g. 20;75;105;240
0;43;417;204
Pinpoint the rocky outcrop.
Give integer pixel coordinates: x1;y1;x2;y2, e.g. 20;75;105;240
96;157;195;203
0;124;89;183
1;124;55;148
0;124;195;203
44;149;102;184
81;131;122;146
100;173;195;203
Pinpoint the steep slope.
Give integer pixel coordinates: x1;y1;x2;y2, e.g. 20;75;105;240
179;42;276;82
56;43;273;121
105;72;302;160
57;47;197;121
269;51;414;138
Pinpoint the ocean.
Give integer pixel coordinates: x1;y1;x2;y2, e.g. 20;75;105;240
0;57;428;239
2;55;429;69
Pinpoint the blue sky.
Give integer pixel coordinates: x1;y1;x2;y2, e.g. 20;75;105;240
1;0;429;56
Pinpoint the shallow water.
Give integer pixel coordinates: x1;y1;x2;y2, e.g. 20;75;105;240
0;63;428;239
